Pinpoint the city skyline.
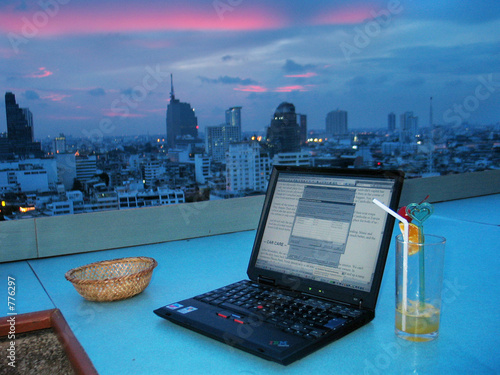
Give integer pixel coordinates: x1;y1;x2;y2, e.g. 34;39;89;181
0;0;499;139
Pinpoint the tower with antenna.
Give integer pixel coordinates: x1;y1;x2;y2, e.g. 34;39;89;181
166;74;198;149
170;73;175;101
429;96;434;127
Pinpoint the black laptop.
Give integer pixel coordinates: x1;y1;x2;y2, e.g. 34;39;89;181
154;166;404;365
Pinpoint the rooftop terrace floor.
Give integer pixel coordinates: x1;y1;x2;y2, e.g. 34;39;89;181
1;194;499;374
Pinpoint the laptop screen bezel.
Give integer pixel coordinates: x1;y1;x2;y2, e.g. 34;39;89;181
246;166;404;311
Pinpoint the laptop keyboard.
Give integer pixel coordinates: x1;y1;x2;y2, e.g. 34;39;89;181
193;280;363;340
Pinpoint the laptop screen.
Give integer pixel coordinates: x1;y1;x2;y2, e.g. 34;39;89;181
252;168;399;295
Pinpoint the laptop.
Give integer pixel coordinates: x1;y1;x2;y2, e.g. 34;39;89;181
154;166;404;365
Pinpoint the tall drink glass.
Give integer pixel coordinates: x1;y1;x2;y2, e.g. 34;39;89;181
395;234;446;342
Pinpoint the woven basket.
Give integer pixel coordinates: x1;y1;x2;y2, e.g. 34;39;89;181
65;257;157;302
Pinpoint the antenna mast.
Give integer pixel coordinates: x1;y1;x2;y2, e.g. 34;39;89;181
170;74;175;101
429;96;433;127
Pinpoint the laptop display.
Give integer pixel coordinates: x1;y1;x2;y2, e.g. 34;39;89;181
247;167;401;309
155;166;404;365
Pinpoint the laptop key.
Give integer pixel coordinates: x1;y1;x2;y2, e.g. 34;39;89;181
220;302;262;318
309;329;327;338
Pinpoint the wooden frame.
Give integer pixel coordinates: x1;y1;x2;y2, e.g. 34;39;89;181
0;309;98;375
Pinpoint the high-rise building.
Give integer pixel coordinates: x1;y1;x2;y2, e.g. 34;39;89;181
56;153;77;190
206;106;243;162
166;75;198;149
206;125;239;162
0;133;9;160
326;109;348;136
388;112;396;131
142;159;164;188
226;141;271;193
225;106;242;142
4;92;42;158
194;154;211;184
53;134;67;154
75;155;97;183
265;102;301;156
400;111;419;143
298;114;307;145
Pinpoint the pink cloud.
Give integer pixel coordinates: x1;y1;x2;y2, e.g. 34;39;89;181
42;93;70;101
274;85;312;92
234;85;269;92
0;5;288;36
285;72;318;78
26;67;53;78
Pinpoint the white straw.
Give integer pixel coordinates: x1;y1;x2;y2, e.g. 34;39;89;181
372;199;409;330
372;199;409;245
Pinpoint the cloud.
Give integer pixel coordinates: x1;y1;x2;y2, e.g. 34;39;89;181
282;59;317;73
42;93;71;102
198;75;258;85
88;88;106;96
23;90;40;100
274;85;312;92
234;85;268;92
285;72;318;78
25;67;53;78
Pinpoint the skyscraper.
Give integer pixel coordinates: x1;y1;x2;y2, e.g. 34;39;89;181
298;113;307;146
388;112;396;131
166;75;198;149
326;109;348;136
206;106;242;162
206;124;241;162
265;102;301;156
53;133;67;154
0;133;10;160
400;111;419;143
4;92;42;158
225;106;242;142
226;141;271;193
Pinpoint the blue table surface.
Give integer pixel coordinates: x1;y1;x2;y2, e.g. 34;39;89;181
1;194;499;374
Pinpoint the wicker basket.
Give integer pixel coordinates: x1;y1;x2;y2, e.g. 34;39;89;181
65;257;157;302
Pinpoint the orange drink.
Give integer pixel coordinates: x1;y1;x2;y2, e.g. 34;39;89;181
395;234;446;342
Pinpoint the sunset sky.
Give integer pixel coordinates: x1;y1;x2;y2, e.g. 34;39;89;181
0;0;499;139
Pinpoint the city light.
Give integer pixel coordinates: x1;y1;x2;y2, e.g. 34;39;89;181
307;138;325;143
19;206;35;213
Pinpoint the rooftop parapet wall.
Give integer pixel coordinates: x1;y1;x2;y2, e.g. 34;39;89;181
1;170;499;263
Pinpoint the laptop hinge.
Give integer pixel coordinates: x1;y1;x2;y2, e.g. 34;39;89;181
257;276;276;286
